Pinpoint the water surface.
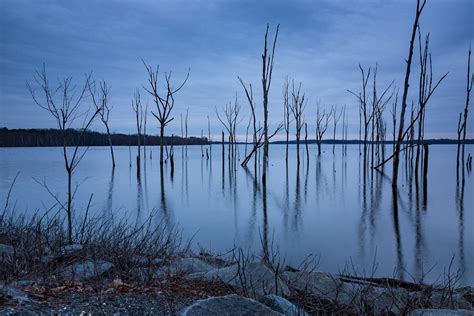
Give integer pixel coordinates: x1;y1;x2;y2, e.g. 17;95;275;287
0;144;472;285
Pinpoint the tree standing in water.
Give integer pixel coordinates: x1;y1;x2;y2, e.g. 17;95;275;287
143;62;189;164
27;65;100;243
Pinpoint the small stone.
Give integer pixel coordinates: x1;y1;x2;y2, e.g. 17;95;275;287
58;259;113;280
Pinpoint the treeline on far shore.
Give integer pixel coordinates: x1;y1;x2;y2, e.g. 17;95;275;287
1;127;472;147
0;128;208;147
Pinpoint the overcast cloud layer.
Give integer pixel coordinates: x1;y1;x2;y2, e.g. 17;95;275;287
1;0;472;139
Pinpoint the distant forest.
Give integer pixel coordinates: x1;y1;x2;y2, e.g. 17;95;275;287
1;127;471;147
0;128;208;147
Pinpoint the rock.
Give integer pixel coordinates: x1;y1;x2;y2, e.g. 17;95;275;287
189;262;290;297
155;257;215;278
62;244;83;256
0;284;30;304
429;290;473;310
39;255;56;264
181;294;283;315
0;244;14;255
261;294;308;316
58;259;113;280
410;309;474;315
283;271;349;302
170;257;215;274
343;284;408;314
371;287;409;315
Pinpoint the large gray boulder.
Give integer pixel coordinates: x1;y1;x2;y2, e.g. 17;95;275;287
155;257;215;278
181;294;283;315
283;271;350;303
58;259;113;280
410;309;474;315
189;262;290;297
170;257;215;274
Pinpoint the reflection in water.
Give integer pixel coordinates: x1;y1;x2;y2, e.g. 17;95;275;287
106;168;115;216
159;164;170;227
456;179;466;283
1;145;473;285
262;175;269;263
294;165;302;232
392;187;405;280
136;167;143;223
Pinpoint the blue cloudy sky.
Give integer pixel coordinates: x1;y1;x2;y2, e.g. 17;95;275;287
1;0;472;139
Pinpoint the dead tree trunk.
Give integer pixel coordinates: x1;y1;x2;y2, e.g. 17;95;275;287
457;47;473;177
332;105;343;154
27;66;99;243
216;98;241;163
283;77;291;164
305;122;309;163
315;103;331;156
88;79;115;168
143;62;189;164
261;24;279;185
289;80;306;167
208;115;212;159
393;0;427;187
131;90;143;175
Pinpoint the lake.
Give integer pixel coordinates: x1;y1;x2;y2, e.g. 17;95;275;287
0;144;472;285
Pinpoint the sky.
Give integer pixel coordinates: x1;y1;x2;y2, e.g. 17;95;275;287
0;0;472;139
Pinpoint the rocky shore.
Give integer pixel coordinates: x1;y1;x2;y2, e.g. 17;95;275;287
1;242;473;315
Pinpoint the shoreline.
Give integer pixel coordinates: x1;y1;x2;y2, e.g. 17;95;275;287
1;212;472;315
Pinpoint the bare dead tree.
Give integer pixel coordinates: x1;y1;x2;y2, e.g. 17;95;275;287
207;115;212;159
348;65;371;160
216;96;241;163
315;103;331;156
27;65;100;243
261;23;280;184
87;78;115;168
332;105;343;154
239;77;258;170
457;46;473;177
375;13;447;178
244;116;251;157
304;122;309;163
143;102;148;160
283;77;291;163
415;30;443;178
241;122;283;168
131;89;144;175
341;104;347;156
289;80;306;166
185;108;189;157
143;62;190;164
392;0;427;187
201;129;204;157
180;111;186;159
391;90;399;152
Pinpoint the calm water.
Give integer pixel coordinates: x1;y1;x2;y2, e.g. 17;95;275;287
1;144;473;285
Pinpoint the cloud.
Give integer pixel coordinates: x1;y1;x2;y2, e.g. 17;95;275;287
1;0;472;138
